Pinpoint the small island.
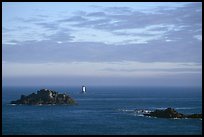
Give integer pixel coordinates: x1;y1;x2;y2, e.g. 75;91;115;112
10;89;76;105
143;108;202;119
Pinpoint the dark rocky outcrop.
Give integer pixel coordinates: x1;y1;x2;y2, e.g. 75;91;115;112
143;108;202;119
10;89;76;105
186;113;202;118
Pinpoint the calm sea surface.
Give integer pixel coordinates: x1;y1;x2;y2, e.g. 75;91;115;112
2;86;202;135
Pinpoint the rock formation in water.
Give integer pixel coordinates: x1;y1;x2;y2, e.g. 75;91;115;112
10;89;76;105
143;108;202;119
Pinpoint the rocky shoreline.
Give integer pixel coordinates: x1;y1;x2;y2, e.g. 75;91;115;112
10;89;76;105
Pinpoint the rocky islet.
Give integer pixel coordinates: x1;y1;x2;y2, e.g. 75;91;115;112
10;89;76;105
143;108;202;119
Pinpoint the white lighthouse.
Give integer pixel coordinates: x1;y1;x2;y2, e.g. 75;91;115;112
82;86;86;93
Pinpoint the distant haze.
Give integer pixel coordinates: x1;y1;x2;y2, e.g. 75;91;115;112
2;2;202;87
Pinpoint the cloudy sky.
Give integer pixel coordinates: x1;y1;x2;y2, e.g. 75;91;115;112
2;2;202;87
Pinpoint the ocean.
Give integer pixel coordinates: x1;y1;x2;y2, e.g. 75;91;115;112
2;86;202;135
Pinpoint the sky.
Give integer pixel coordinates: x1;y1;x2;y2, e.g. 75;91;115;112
2;2;202;87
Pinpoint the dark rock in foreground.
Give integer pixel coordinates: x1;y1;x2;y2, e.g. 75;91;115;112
143;108;202;119
10;89;76;105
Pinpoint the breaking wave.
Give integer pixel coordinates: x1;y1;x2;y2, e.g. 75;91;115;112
150;107;199;110
117;108;152;117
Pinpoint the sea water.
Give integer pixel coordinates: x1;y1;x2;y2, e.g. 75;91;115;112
2;86;202;135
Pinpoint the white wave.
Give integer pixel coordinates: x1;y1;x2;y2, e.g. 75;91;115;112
134;109;152;114
151;107;198;110
118;108;152;114
175;107;198;110
150;107;167;110
137;114;144;117
172;118;182;120
145;116;157;119
118;109;134;112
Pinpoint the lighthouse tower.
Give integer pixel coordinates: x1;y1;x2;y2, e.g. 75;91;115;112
82;86;86;93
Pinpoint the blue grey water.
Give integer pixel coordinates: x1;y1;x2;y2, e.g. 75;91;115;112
2;86;202;135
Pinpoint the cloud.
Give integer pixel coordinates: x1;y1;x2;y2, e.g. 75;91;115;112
21;17;46;23
46;30;75;42
2;61;202;78
53;3;201;45
35;22;59;30
2;2;202;64
58;16;88;22
72;18;111;29
194;35;202;41
3;74;202;87
2;37;202;63
103;6;133;14
2;61;202;86
87;3;201;33
70;27;159;44
101;68;201;73
2;27;14;32
3;3;201;46
87;12;107;17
